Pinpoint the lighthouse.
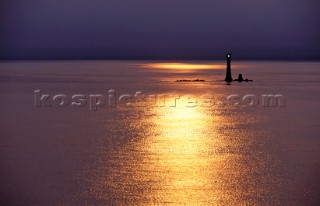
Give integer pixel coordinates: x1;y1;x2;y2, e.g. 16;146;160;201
225;53;233;82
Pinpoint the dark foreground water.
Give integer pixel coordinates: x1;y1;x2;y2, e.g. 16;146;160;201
0;61;319;205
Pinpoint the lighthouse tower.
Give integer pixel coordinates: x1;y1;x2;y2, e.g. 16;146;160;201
225;53;233;82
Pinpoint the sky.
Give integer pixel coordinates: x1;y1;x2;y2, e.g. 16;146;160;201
1;0;319;60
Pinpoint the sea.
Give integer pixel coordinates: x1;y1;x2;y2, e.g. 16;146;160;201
0;60;319;205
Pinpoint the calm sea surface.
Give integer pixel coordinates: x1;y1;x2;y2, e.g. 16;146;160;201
0;61;319;205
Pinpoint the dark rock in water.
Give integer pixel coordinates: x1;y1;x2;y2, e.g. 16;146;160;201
234;73;253;82
236;74;244;82
176;79;205;82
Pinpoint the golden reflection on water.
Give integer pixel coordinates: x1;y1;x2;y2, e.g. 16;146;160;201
143;104;219;204
87;95;268;205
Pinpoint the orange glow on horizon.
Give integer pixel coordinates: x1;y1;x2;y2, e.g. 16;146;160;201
143;63;225;70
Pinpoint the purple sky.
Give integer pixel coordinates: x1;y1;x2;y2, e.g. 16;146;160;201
1;0;319;60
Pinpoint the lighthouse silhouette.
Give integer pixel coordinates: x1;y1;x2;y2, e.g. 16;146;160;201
225;53;233;82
